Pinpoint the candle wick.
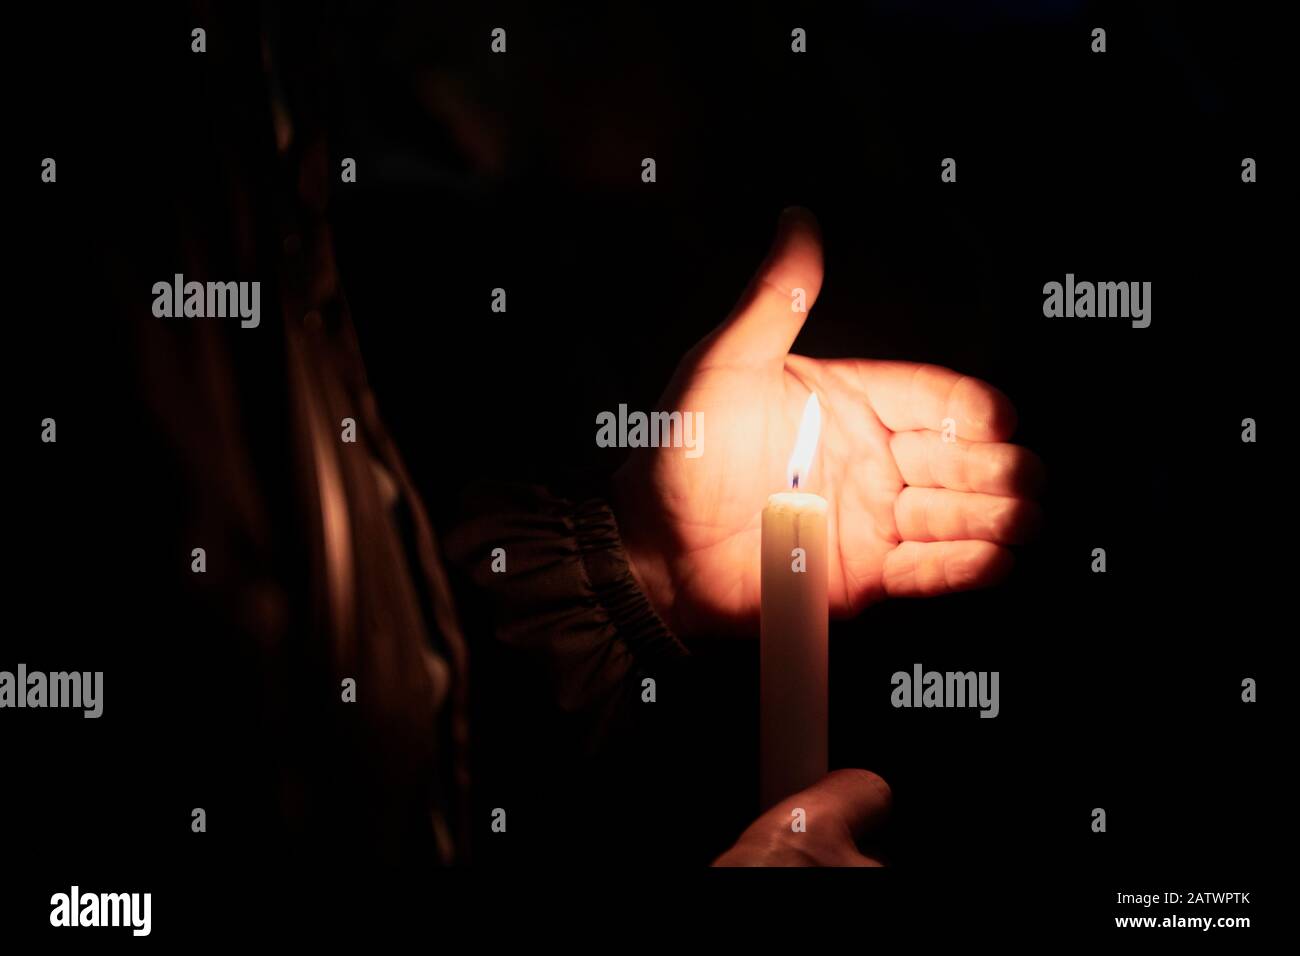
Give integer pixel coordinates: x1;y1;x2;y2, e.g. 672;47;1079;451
792;473;799;490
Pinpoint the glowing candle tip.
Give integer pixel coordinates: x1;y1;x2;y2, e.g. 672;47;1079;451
786;392;822;490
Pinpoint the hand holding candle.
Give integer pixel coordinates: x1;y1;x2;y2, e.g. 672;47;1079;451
613;206;1044;640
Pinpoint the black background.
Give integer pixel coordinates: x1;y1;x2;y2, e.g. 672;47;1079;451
5;0;1282;941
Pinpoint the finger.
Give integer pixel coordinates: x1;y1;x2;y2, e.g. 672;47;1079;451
797;769;893;840
882;540;1014;597
895;487;1041;543
848;359;1018;441
700;206;824;366
718;770;892;867
889;430;1045;496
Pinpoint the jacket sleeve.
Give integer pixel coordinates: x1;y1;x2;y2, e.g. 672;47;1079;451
443;480;690;751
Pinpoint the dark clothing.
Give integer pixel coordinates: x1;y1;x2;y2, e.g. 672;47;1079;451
97;1;688;866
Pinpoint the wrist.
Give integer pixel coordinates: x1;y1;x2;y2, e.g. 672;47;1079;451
610;464;680;637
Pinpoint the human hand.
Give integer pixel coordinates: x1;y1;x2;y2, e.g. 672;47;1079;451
613;207;1043;637
713;769;892;867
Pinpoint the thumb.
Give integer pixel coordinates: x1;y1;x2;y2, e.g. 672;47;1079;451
702;206;824;365
800;764;894;842
787;769;893;839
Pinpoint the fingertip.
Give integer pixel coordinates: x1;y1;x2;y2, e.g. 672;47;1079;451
1011;446;1048;497
960;378;1018;441
840;768;892;810
770;206;823;277
994;496;1043;545
816;769;893;836
960;540;1015;588
778;204;820;233
1018;499;1044;541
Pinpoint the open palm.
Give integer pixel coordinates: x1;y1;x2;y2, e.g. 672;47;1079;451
613;208;1043;637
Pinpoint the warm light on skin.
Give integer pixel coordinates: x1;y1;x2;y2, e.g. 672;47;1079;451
611;207;1043;640
786;392;821;489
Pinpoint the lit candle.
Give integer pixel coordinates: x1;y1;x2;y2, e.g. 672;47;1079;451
760;393;828;810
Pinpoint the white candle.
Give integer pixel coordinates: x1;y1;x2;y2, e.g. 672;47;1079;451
760;394;828;809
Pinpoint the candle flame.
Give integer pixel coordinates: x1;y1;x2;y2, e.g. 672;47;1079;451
786;392;821;489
